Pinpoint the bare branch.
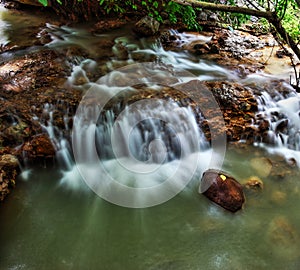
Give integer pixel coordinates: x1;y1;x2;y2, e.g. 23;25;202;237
172;0;273;18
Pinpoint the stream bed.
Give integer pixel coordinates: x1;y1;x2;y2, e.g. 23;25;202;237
1;146;300;270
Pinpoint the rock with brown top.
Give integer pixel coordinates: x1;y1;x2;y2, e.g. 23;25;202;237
20;134;56;160
200;169;245;212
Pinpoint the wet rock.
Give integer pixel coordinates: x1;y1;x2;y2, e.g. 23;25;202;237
193;43;210;55
92;19;127;34
20;134;56;161
0;101;40;148
276;49;292;58
0;154;20;202
0;50;70;93
36;29;52;45
208;13;219;22
266;216;300;259
200;169;245;213
133;16;160;37
203;81;257;142
198;11;208;21
271;190;286;205
243;176;264;191
131;51;157;62
258;119;270;131
112;42;129;60
159;30;181;49
275;119;289;133
250;157;272;177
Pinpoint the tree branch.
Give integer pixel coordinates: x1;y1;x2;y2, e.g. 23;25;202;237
172;0;272;18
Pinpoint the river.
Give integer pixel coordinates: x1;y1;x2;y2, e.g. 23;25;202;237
0;4;300;270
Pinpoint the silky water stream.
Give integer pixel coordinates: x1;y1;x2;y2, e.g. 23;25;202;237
1;7;300;270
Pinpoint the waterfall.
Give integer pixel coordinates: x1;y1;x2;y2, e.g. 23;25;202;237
253;86;300;165
37;24;300;205
67;64;219;207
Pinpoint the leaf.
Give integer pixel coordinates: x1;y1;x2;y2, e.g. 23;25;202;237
153;1;159;9
220;174;227;181
38;0;48;6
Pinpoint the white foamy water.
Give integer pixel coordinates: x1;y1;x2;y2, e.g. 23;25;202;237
70;69;222;207
254;88;300;165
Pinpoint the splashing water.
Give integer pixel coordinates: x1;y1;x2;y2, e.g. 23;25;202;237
253;87;300;165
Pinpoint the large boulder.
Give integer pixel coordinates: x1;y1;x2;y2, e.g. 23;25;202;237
133;16;160;37
200;169;245;212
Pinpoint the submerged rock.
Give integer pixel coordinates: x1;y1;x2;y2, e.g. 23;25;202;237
266;216;300;259
250;157;272;177
0;154;20;202
271;190;286;205
200;169;245;213
243;176;264;191
133;16;160;37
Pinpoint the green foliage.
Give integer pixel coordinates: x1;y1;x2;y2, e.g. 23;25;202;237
125;0;137;10
165;1;202;31
38;0;48;6
99;0;125;14
279;1;300;42
36;0;300;42
141;0;163;22
98;0;162;21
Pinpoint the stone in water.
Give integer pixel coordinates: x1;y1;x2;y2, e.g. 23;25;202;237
200;169;245;213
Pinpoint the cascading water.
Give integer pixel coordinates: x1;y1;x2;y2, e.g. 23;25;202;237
35;25;233;202
253;86;300;165
38;24;300;194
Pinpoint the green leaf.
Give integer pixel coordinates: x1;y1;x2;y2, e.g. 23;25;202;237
38;0;48;6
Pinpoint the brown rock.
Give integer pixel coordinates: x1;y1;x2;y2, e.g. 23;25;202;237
21;134;55;160
200;169;245;212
